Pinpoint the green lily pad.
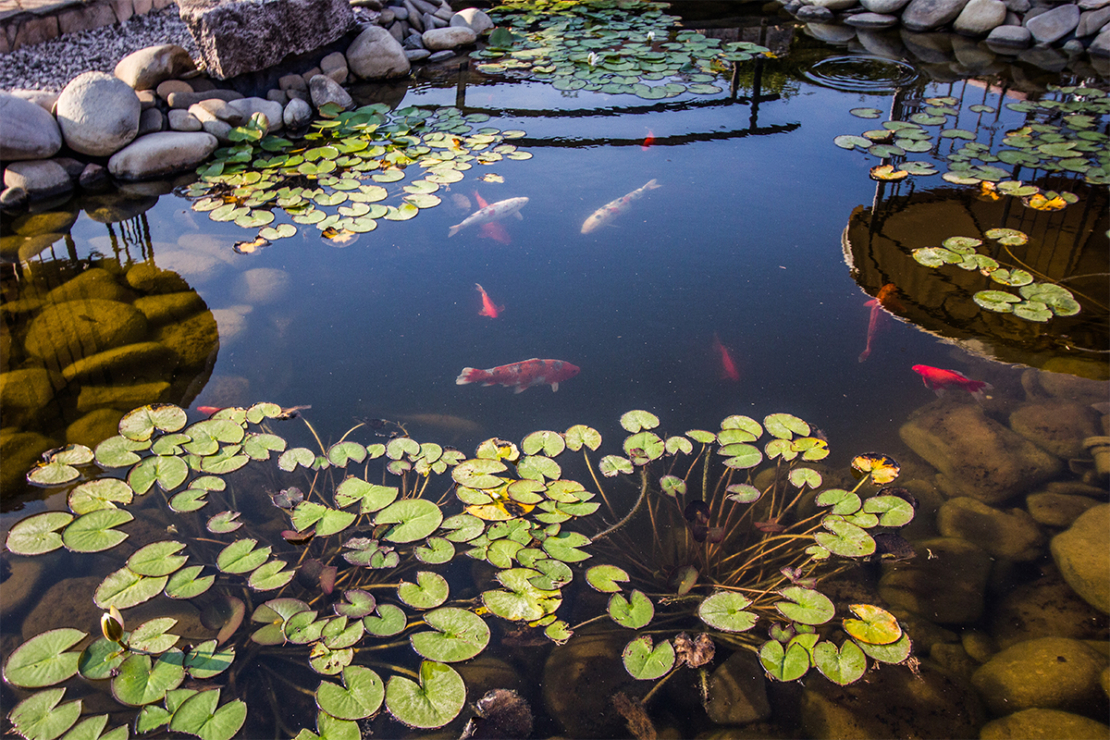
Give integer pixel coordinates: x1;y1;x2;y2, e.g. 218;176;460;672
112;649;186;706
207;511;242;534
814;516;876;558
410;607;490;663
165;565;214;600
439;513;485;543
398;571;449;609
292;502;357;537
63;509;133;553
67;479;133;515
850;108;882;119
833;135;872;151
621;635;675;680
842;604;901;645
763;413;809;440
608;590;654;629
862;495;914;527
375;499;443;543
564;425;602;451
541;531;591;562
77;638;125;681
316;665;385;721
363;604;407;637
6;511;73;556
119;404;187;441
698;592;759;632
184;640;235;680
8;688;82;740
95;567;168;610
327;442;367;467
95;435;149;468
599;455;634;477
128;617;179;654
857;632;913;664
169;689;247;740
726;483;761;504
973;290;1021;313
775;587;835;625
815;489;861;516
585;564;629;593
384;661;465;729
481;568;562;621
128;540;187;577
620;409;660;432
249;560;295;591
217;539;272;574
128;455;189;495
3;628;86;688
812;640;867;685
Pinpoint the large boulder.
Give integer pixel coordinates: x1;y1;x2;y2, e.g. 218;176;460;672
0;92;63;161
114;44;196;90
1050;504;1109;614
55;72;141;157
971;637;1105;715
901;0;972;30
1009;401;1102;459
346;25;411;79
108;132;219;181
980;709;1110;740
178;0;354;79
3;160;73;200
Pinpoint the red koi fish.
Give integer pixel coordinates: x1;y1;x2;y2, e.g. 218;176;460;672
712;333;740;382
471;192;512;245
912;365;992;402
197;406;222;416
456;358;580;394
475;283;503;319
642;130;655;150
859;284;899;363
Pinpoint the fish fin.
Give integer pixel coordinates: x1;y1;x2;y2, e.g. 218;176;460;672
513;385;526;394
448;225;460;237
456;368;479;385
858;349;870;363
551;382;559;392
513;211;523;220
645;178;661;190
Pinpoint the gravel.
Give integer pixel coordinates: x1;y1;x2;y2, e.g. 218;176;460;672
0;5;199;93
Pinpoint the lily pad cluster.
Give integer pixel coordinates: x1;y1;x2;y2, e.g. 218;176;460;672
836;86;1110;197
183;103;531;247
472;0;770;99
911;229;1081;323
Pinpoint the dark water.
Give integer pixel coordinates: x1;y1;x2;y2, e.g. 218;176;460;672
2;12;1108;740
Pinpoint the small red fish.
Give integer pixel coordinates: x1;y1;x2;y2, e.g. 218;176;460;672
475;283;503;319
197;406;222;416
472;192;513;245
860;284;899;363
456;358;580;394
712;333;740;382
642;130;655;151
912;365;992;401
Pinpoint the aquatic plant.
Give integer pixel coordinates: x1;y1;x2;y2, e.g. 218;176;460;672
473;0;770;99
183;103;532;247
4;404;914;739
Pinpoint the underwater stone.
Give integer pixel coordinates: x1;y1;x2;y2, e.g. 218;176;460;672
971;637;1105;715
156;311;219;370
65;407;125;447
0;233;64;263
704;650;771;725
989;572;1110;649
24;299;148;368
1025;370;1110;407
899;401;1062;504
1009;402;1101;460
1026;492;1100;528
980;708;1110;739
936;497;1044;561
879;536;992;624
125;262;192;294
45;268;134;304
543;632;631;737
1050;504;1109;614
1;557;45;620
61;341;179;383
0;367;57;413
930;642;979;681
76;380;172;413
133;291;206;325
0;429;57;492
21;575;103;641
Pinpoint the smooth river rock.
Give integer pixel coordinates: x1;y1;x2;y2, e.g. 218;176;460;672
1009;401;1101;459
24;299;148;367
107;132;219;181
0;92;63;161
55;72;142;157
308;75;353;110
114;44;196;90
981;708;1110;740
450;7;493;32
902;0;973;30
1050;504;1109;614
989;572;1110;649
936;497;1044;561
953;0;1007;34
346;25;412;79
3;160;73;200
1026;3;1081;43
971;637;1106;715
879;536;992;624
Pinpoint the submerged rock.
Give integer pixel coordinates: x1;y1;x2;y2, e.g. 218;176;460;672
980;708;1110;739
1026;492;1100;528
156;311;219;370
936;497;1044;561
989;572;1109;649
1050;504;1109;614
879;536;992;624
133;291;207;325
1009;402;1101;459
543;632;634;737
66;407;125;447
705;649;771;725
0;367;57;413
971;637;1105;715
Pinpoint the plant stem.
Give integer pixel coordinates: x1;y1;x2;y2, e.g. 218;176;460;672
592;467;650;541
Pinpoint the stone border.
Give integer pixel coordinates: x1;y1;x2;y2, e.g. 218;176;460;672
1;0;175;53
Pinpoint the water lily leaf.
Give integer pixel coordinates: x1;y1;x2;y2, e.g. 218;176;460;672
384;661;465;729
659;475;686;498
77;638;125;680
410;607;490;663
8;688;81;740
95;435;149;468
564;424;602;451
726;483;761;504
397;571;449;609
249;560;295;591
375;499;443;543
439;513;484;543
452;459;508;489
763;413;809;440
990;268;1035;287
608;590;654;629
622;635;675;680
127;617;179;654
363;604;407;637
940;128;975;140
521;431;566;457
3;628;86;688
168;689;247;740
815;489;861;516
127;540;187;578
183;640;234;680
6;511;73;555
973;290;1021;313
901;161;937;176
857;632;912;664
850;453;899;484
259;223;297;240
112;650;185;706
541;531;591;562
293;711;358;740
481;568;562;621
585;564;629;593
415;537;455;565
518;454;562;481
128;455;189;495
217;539;272;574
812;640;867;685
241;433;286;461
119;404;187;441
63;509;133;553
279;447;317;472
207;511;242;533
372;169;405;184
1013;301;1052;322
623;432;665;465
316;665;385;721
870;164;908;181
26;459;80;486
842;604;901;645
66;479;133;515
833;135;872;150
292;502;357;538
599;455;633;477
814;516;876;558
665;435;694;455
95;567;168;610
775;587;835;625
183;420;244;456
719;443;762;469
620;410;660;432
284;611;326;644
862;495;914;527
165;565;214;600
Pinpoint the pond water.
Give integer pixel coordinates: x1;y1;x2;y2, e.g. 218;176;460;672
2;5;1109;740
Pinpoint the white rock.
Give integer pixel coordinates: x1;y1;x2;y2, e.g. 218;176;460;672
449;7;493;33
422;26;477;50
283;98;313;128
308;75;353;110
55;71;141;157
168;109;202;131
114;44;196;90
3;160;73;199
107;132;218;181
954;0;1007;34
0;92;63;161
228;97;283;132
346;25;411;79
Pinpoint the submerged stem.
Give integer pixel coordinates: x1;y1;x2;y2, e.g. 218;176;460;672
592;468;650;542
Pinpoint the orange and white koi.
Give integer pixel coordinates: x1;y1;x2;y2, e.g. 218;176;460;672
712;333;740;382
472;192;512;244
456;358;580;394
642;131;655;151
581;179;661;234
448;196;528;237
476;283;503;319
912;365;992;402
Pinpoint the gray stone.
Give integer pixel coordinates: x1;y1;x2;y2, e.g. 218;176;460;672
980;709;1110;740
391;4;409;19
1026;492;1100;528
1091;25;1110;55
388;21;406;43
1077;6;1110;35
3;160;73;200
190;98;245;125
138;108;164;135
266;89;288;105
937;497;1044;561
136;90;158;110
797;6;836;21
404;32;426;49
450;7;493;33
283;98;313;128
405;48;432;61
844;12;900;26
1017;44;1069;70
0;92;63;161
168;109;202;131
107;132;219;181
1010;401;1101;459
55;71;141;157
278;73;308;92
856;27;908;55
79;163;110;190
880;536;993;624
811;0;859;8
178;0;355;79
422;26;477;50
1051;504;1109;614
201;119;233;145
805;21;858;40
860;0;911;12
308;75;354;110
113;44;195;90
346;25;411;79
902;0;973;30
404;0;423;29
1003;0;1029;11
972;637;1105;715
427;49;456;61
954;0;1007;34
10;89;59;112
1080;0;1109;7
0;187;28;208
1025;3;1080;43
227;97;283;132
705;651;770;724
986;23;1033;46
990;572;1109;649
423;12;443;30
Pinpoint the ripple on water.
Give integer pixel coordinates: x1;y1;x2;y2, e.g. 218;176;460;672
803;55;920;93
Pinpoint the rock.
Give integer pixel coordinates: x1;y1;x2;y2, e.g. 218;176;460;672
1051;505;1109;614
902;0;973;30
24;299;148;366
0;187;28;209
1026;492;1100;528
10;210;77;236
0;92;63;161
55;71;142;157
0;430;56;492
1;557;44;619
986;24;1033;47
899;401;1062;504
320;51;349;77
156;79;193;101
972;637;1105;715
138;108;164;135
133;292;206;325
450;7;493;33
962;630;997;663
405;48;433;61
178;0;355;79
879;536;992;624
427;50;457;61
10;89;59;112
233;267;291;305
954;0;1006;34
168;109;202;131
227;98;283;132
77;381;172;413
1011;402;1101;459
283;98;313;128
1090;26;1110;56
811;0;860;9
844;12;901;26
989;572;1110;649
65;407;125;447
0;368;56;412
981;708;1110;739
45;267;131;303
860;0;912;12
936;497;1044;561
797;6;837;21
108;132;219;181
1078;7;1110;35
190;99;245;125
113;44;196;90
267;89;288;105
308;75;354;110
78;163;109;191
1026;3;1081;44
543;633;632;737
125;262;191;293
704;650;771;724
156;311;219;370
61;341;179;382
2;160;73;200
346;25;412;79
166;89;243;109
279;73;308;92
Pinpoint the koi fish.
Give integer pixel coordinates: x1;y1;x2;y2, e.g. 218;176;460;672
473;192;511;245
712;333;740;381
448;196;528;237
475;283;503;319
391;413;484;436
580;179;662;234
860;284;900;363
642;130;655;150
197;406;222;416
912;365;992;401
456;358;580;394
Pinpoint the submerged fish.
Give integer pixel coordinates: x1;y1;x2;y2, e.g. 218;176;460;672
581;179;661;234
391;413;484;436
448;196;528;237
456;358;580;394
641;131;655;151
860;284;900;363
475;283;503;318
473;192;512;244
912;365;992;402
711;333;740;382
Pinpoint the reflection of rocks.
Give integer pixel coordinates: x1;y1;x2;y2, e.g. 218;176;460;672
936;497;1044;561
1009;402;1101;459
24;299;149;368
980;708;1110;739
61;341;179;383
45;268;135;304
989;572;1109;649
1050;505;1109;614
126;262;192;294
77;381;172;413
972;637;1106;716
705;649;771;725
0;367;58;414
157;311;219;371
0;430;57;492
900;400;1062;504
880;536;992;624
66;408;125;446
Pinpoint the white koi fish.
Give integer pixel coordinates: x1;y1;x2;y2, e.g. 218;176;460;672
581;179;661;234
448;197;529;237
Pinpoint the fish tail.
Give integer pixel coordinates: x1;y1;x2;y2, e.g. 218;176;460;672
448;225;460;237
644;178;661;190
475;283;484;293
456;367;485;385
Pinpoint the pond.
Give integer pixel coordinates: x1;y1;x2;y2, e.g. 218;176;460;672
2;3;1109;739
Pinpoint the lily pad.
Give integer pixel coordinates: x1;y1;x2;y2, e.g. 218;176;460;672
384;661;465;729
3;628;86;688
397;571;450;610
165;565;215;600
119;404;188;441
128;540;187;577
698;592;759;632
759;638;811;682
620;409;660;432
316;665;385;721
8;688;82;740
375;499;444;543
67;479;133;515
621;635;675;680
812;640;867;685
63;509;133;553
168;689;247;740
6;511;73;556
608;590;654;629
774;586;835;625
842;604;901;645
217;539;272;574
410;607;490;662
585;564;629;593
112;650;186;706
363;604;407;637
